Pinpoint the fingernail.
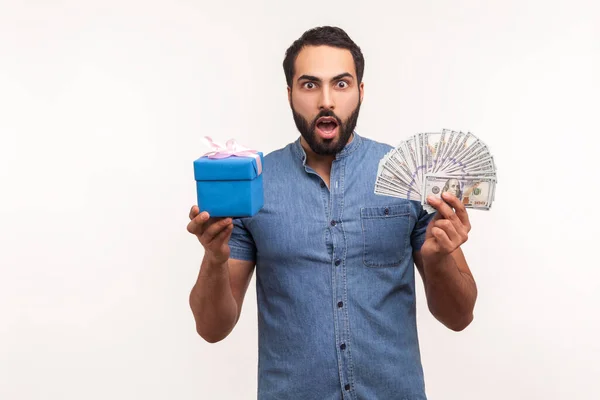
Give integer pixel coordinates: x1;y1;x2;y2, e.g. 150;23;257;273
427;195;436;203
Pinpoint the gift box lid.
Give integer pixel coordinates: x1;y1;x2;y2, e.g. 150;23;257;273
193;152;263;181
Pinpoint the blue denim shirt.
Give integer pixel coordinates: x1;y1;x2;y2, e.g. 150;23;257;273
229;132;434;400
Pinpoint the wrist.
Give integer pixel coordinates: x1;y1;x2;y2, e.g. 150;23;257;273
421;249;454;272
204;251;228;265
200;253;229;278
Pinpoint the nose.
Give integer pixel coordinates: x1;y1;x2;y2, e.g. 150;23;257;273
318;86;335;110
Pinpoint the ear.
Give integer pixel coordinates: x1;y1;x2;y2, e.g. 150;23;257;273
287;86;292;105
359;81;365;103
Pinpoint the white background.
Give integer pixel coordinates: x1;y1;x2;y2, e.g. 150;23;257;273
1;1;599;399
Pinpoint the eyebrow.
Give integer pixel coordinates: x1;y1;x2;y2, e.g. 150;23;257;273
297;72;354;83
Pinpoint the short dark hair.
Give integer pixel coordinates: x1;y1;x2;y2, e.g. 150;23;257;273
283;26;365;88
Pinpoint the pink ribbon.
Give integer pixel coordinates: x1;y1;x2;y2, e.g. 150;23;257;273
201;136;262;175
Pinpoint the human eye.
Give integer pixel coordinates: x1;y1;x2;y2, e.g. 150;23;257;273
303;81;317;89
336;80;349;89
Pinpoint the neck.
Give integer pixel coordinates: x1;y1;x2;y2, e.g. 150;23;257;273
300;138;334;168
300;132;354;169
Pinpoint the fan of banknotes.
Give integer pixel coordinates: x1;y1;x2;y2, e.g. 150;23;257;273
374;129;497;213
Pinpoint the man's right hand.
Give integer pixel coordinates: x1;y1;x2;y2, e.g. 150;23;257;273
187;206;234;264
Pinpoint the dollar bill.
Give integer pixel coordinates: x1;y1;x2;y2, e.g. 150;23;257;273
375;128;497;212
423;132;441;173
438;130;466;171
435;129;457;172
421;174;496;210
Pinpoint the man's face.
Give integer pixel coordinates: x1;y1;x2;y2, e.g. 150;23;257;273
446;179;460;197
288;45;364;156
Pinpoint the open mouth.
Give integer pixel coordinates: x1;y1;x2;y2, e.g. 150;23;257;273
315;116;339;139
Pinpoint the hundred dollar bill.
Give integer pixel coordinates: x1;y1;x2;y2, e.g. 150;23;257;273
446;154;496;175
385;150;419;190
404;136;421;184
375;156;422;200
432;129;448;173
423;132;441;172
421;174;496;210
433;128;457;173
375;129;497;210
436;129;461;171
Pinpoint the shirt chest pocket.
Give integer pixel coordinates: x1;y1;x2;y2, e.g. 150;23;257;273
360;204;411;267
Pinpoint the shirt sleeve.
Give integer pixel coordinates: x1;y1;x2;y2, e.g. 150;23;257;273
228;217;257;262
411;203;436;251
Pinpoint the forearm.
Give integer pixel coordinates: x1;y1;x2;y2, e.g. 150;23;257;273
422;250;477;331
189;255;238;343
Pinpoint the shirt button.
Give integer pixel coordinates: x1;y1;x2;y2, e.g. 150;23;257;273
384;207;390;215
340;343;346;350
334;259;341;266
330;220;336;226
320;181;325;188
345;384;350;391
337;301;343;308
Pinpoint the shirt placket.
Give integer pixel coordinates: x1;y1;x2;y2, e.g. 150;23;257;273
329;157;355;399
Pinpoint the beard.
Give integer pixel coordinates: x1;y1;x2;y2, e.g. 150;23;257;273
291;97;361;156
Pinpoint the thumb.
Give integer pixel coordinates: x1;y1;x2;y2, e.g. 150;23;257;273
212;220;234;245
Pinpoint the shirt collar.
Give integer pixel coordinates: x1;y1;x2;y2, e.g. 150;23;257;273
293;131;363;165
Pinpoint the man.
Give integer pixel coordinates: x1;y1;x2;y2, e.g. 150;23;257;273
187;26;477;400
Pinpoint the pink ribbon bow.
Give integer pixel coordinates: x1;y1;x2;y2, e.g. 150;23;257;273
201;136;262;175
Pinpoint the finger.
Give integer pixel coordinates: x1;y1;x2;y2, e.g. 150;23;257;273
186;216;201;235
427;195;459;223
431;199;469;241
434;219;460;245
189;206;200;220
187;211;211;235
431;226;454;253
201;218;233;244
205;220;234;247
209;221;234;246
187;212;214;236
441;192;471;230
425;198;443;222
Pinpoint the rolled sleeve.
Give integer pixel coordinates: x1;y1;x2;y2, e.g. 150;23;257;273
228;217;256;262
411;203;436;251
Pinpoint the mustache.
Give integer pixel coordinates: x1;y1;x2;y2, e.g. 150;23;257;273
311;110;343;128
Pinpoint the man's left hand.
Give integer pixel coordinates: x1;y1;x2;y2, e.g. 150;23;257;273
421;192;471;260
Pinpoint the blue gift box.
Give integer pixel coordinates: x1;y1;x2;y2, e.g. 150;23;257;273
193;152;264;217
